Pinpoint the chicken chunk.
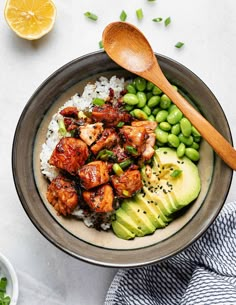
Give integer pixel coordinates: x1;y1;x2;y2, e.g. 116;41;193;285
60;106;79;118
79;123;103;146
49;137;89;175
119;125;148;156
46;175;79;216
82;184;114;213
78;161;109;190
91;104;132;127
111;169;143;198
131;120;157;133
91;128;119;155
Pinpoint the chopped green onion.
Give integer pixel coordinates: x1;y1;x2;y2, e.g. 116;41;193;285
125;145;138;155
97;149;114;161
0;278;11;305
148;0;156;1
170;169;182;177
58;119;67;136
175;41;184;48
152;17;162;22
0;278;7;293
113;163;124;176
164;16;171;26
92;98;105;106
84;11;98;21
122;190;131;197
119;159;133;169
117;121;125;127
120;10;127;21
136;8;144;20
99;40;103;49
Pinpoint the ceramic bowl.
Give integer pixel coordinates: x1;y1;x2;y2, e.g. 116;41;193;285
12;51;233;267
0;253;18;304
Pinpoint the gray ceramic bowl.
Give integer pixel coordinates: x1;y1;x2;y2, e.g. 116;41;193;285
12;51;233;267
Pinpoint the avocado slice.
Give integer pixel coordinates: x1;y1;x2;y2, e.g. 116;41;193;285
112;147;201;240
112;220;135;240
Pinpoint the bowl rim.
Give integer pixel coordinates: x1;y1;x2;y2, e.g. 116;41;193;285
0;252;19;304
12;50;234;267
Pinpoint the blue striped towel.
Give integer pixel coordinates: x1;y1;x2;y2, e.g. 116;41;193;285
105;201;236;305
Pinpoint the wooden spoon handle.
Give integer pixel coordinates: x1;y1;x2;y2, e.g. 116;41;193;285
145;63;236;170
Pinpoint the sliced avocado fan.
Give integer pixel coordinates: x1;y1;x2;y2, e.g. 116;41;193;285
112;147;201;240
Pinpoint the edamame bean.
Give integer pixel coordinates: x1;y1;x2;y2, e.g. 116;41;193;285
156;110;169;123
142;105;152;116
137;92;147;108
124;104;134;111
133;109;148;120
185;148;200;162
148;115;155;121
168;134;180;148
180;118;192;137
177;143;186;158
155;128;168;143
146;81;154;91
126;84;136;94
179;133;194;146
134;77;146;91
167;108;183;124
152;85;162;95
190;142;200;150
160;94;171;109
171;123;181;135
152;107;160;116
168;104;177;113
191;126;201;137
146;92;153;100
172;85;178;91
159;122;171;131
123;93;139;105
147;96;160;108
193;135;201;143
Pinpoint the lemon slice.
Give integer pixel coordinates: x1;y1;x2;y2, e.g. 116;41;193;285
4;0;56;40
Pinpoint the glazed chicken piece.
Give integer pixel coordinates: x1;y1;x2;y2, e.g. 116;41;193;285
78;160;109;190
91;104;132;127
112;145;129;163
91;128;119;155
119;125;148;156
46;175;79;216
60;106;79;118
79;123;104;146
132;121;157;161
82;184;114;213
111;169;143;198
49;137;89;175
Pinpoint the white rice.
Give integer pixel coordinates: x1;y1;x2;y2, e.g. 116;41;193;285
40;75;125;181
40;76;126;230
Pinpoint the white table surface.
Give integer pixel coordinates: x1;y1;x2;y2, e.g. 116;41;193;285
1;0;236;304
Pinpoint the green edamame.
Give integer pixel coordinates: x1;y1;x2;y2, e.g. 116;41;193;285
167;108;183;125
191;126;201;137
146;81;154;91
155;128;168;143
179;133;194;146
159;122;171;131
177;143;186;158
160;94;171;109
142;105;152;116
148;115;155;121
124;104;134;111
171;123;181;135
180;118;192;137
126;84;136;94
123;93;139;105
147;96;160;108
133;109;148;120
190;142;200;150
134;77;146;91
168;134;180;148
152;85;162;95
156;110;169;123
185;148;200;161
136;92;147;108
152;107;160;116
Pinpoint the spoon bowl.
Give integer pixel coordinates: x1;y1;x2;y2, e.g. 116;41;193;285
102;22;236;170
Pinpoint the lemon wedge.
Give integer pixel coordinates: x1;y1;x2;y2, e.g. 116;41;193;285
4;0;56;40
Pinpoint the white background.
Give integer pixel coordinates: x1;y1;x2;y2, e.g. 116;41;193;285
0;0;236;304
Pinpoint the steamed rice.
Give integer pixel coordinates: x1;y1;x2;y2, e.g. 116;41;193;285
40;76;126;230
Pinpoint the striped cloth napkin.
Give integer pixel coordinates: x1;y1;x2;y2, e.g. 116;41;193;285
104;201;236;305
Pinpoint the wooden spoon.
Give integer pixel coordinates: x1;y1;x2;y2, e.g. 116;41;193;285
102;21;236;170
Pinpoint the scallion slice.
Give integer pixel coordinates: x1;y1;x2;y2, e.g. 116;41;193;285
125;145;138;155
84;11;98;21
175;41;184;48
120;10;127;22
152;17;162;22
170;169;182;177
99;40;103;49
164;16;171;26
136;8;144;20
58;119;67;136
92;98;105;106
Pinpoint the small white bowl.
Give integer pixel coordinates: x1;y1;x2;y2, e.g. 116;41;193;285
0;253;18;305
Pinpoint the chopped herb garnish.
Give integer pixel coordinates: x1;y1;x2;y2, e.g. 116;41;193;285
92;98;105;106
119;159;133;169
0;278;11;305
164;16;171;26
117;121;125;127
125;145;138;155
152;17;162;22
136;8;144;20
120;10;127;22
58;119;67;136
84;11;98;21
175;41;184;48
113;163;124;176
99;40;103;49
170;169;182;177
